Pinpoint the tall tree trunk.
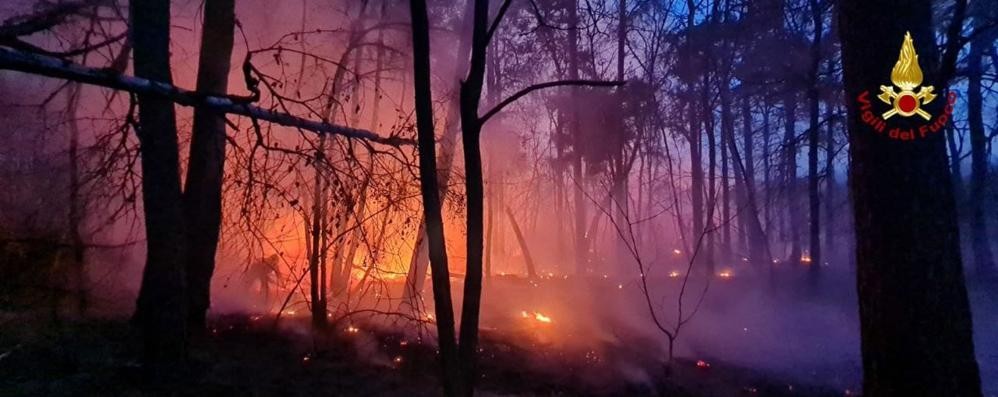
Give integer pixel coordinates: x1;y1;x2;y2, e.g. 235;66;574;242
66;84;87;315
407;1;461;394
945;123;965;201
839;1;982;395
823;102;836;260
183;0;235;332
130;0;188;374
456;0;489;393
613;0;629;273
733;95;769;266
704;73;717;273
569;0;588;274
485;156;496;280
308;135;327;327
762;98;772;241
966;4;996;277
783;94;800;263
685;0;704;268
806;0;823;274
720;71;734;264
401;0;475;307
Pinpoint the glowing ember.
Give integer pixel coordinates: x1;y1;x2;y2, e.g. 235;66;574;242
696;359;711;369
800;251;813;264
302;355;311;363
617;283;623;289
393;356;403;364
521;310;553;324
346;325;359;333
668;271;681;278
673;249;682;255
718;270;733;278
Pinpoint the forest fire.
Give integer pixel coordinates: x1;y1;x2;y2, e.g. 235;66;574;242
521;310;553;324
0;0;993;396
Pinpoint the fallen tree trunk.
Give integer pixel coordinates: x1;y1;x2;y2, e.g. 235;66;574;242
504;206;537;279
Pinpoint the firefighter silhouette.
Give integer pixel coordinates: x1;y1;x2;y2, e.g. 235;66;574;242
245;254;281;310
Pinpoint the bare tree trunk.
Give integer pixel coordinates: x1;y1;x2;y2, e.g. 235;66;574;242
783;94;801;264
568;0;588;274
66;84;87;315
686;0;704;270
401;0;475;307
485;157;495;280
823;102;836;260
732;95;769;266
613;0;630;272
719;71;734;264
308;135;327;327
407;1;461;394
130;0;188;375
703;73;717;273
966;1;997;277
504;206;537;278
806;0;823;274
183;0;235;332
762;98;772;241
839;1;982;395
456;1;489;393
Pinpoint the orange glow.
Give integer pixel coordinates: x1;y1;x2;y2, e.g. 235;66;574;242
521;310;553;324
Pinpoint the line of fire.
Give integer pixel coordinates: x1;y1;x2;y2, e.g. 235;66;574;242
0;1;995;396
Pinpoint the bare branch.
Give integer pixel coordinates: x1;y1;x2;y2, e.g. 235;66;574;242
485;0;513;45
0;47;413;146
479;79;624;124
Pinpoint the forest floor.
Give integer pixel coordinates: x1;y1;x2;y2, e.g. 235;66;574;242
0;260;989;395
9;266;995;396
1;303;853;396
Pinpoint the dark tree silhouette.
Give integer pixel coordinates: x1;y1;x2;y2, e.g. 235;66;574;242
406;0;462;394
183;0;236;332
966;0;998;278
129;0;188;374
839;0;983;395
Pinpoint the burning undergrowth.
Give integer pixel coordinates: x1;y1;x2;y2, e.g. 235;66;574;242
200;271;858;396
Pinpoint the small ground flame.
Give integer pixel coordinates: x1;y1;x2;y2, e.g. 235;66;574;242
521;310;553;324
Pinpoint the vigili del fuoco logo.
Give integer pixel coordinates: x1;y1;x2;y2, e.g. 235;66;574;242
856;31;956;141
